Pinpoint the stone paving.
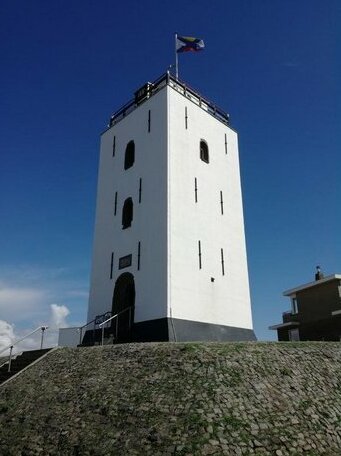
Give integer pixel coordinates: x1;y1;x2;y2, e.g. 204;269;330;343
0;342;341;455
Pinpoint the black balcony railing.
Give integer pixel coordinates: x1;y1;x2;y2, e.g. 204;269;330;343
107;72;230;129
282;311;299;324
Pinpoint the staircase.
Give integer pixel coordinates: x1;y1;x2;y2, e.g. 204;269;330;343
0;348;51;386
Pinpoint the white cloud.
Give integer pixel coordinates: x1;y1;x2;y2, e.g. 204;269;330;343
0;304;71;356
0;320;15;355
50;304;70;329
0;286;46;321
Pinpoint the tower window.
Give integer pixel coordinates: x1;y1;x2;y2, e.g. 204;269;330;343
224;133;227;154
137;241;141;270
221;248;225;276
124;140;135;170
148;110;151;133
112;136;116;157
110;252;114;279
200;140;209;163
185;107;188;129
198;240;202;269
194;178;198;203
114;192;118;215
138;178;142;203
122;197;133;229
220;191;224;215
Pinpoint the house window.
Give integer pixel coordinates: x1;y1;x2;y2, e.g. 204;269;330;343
200;140;209;163
291;297;298;314
124;140;135;170
122;197;133;229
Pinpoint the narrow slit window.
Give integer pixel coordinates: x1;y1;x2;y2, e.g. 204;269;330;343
110;252;114;279
200;140;209;163
139;178;142;203
114;192;118;215
198;241;202;269
112;136;116;157
148;110;151;133
124;140;135;170
122;197;133;229
221;248;225;276
185;107;188;129
137;241;141;270
224;133;227;155
194;178;198;203
220;191;224;215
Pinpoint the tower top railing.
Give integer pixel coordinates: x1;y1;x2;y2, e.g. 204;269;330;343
107;72;230;129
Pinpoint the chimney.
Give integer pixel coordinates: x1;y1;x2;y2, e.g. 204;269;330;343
315;265;324;281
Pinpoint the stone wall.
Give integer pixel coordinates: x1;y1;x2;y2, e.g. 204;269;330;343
0;342;341;455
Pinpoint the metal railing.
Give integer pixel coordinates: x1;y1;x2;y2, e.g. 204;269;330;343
99;306;133;346
78;311;112;345
0;326;48;373
108;72;230;129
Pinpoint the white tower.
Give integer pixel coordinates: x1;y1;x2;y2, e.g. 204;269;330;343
86;73;256;342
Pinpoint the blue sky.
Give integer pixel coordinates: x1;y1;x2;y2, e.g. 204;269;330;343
0;0;340;343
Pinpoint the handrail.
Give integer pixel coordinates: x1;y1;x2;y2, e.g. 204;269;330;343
99;306;134;346
0;358;10;370
0;326;48;356
0;326;48;373
78;311;112;345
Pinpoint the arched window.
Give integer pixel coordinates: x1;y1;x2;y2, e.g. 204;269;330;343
122;197;133;229
200;140;209;163
124;140;135;170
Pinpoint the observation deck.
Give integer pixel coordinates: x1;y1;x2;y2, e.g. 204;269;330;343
108;72;230;129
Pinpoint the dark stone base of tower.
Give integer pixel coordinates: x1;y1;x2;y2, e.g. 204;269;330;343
134;318;257;342
82;317;256;345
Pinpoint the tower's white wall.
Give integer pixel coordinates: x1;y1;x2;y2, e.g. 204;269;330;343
87;80;254;334
167;86;253;329
87;89;168;323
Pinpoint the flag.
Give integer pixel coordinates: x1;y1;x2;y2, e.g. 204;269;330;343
176;36;205;53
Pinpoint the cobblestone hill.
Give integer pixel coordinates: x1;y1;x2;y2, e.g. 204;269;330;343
1;343;341;455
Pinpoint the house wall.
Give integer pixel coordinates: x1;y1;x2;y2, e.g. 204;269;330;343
276;279;341;341
296;280;341;323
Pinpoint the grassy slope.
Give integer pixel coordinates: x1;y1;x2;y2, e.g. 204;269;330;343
0;342;341;455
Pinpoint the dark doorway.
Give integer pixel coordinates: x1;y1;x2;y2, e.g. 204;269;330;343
112;272;135;342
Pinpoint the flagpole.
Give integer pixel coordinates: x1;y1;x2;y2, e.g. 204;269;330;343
175;32;179;79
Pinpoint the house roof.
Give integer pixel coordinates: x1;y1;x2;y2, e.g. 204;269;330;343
269;321;300;331
283;274;341;297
